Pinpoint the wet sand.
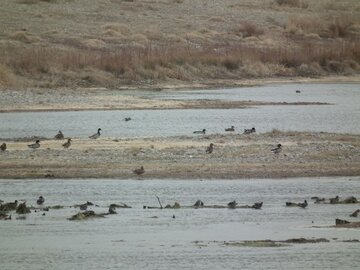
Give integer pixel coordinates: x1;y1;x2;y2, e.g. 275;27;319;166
1;131;359;179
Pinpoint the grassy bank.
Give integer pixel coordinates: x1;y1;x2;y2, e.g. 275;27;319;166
0;0;359;89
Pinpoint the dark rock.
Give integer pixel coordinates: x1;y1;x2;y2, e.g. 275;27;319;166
336;218;350;225
68;210;105;221
16;202;31;214
350;209;360;217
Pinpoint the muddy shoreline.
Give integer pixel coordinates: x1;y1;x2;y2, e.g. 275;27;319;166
0;76;357;113
1;131;359;179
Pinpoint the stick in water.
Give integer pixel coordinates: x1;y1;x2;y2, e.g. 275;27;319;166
156;196;163;209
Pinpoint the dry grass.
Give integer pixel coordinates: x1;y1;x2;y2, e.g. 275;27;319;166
0;0;359;88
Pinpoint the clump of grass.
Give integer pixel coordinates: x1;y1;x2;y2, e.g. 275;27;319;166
275;0;308;8
9;31;40;43
0;64;15;87
235;22;264;38
102;23;131;36
222;58;240;70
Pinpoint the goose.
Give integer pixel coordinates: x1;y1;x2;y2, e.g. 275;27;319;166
227;200;237;209
0;143;6;151
133;166;145;175
193;129;206;134
62;139;71;148
89;128;101;139
28;140;40;149
271;144;282;154
36;196;45;205
54;131;64;140
206;143;214;154
244;127;256;134
225;126;235;132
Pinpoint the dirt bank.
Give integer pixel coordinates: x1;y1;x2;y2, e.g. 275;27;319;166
0;131;359;179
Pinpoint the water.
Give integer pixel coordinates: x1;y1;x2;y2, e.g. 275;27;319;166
0;83;359;138
0;177;360;269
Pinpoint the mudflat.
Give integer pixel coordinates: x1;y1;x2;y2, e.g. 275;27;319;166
1;131;359;179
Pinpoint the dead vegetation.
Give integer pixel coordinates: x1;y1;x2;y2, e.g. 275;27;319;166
0;0;359;89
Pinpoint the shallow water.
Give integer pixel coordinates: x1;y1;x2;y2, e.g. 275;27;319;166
0;177;359;270
0;83;359;138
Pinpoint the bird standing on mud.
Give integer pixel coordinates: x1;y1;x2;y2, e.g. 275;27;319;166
54;131;64;140
62;138;72;148
133;166;145;175
28;140;40;149
271;144;282;154
206;143;214;154
89;128;102;139
225;126;235;132
0;143;7;151
193;129;206;134
244;127;256;134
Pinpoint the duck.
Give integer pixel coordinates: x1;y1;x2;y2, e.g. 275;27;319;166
0;200;18;211
0;143;6;151
62;139;71;148
225;126;235;132
206;143;214;154
37;196;45;205
54;131;64;140
252;202;263;209
193;129;206;134
271;144;282;154
124;117;132;122
193;200;204;207
227;200;237;209
89;128;101;139
244;127;256;134
298;200;308;208
133;166;145;176
296;90;301;93
28;140;40;149
330;196;339;204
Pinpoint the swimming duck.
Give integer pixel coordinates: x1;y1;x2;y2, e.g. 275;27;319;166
244;127;256;134
124;117;132;122
206;143;214;154
37;196;45;205
252;202;263;209
225;126;235;132
62;139;71;148
28;140;40;149
194;200;204;207
0;143;6;151
193;129;206;134
227;200;237;209
296;90;301;93
271;144;282;154
54;131;64;140
133;166;145;175
298;200;308;208
89;128;101;139
0;200;18;211
330;196;339;204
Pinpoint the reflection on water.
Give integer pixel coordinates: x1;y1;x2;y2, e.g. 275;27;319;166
0;83;359;138
0;177;359;269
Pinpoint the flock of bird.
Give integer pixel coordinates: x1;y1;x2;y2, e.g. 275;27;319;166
0;125;282;176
